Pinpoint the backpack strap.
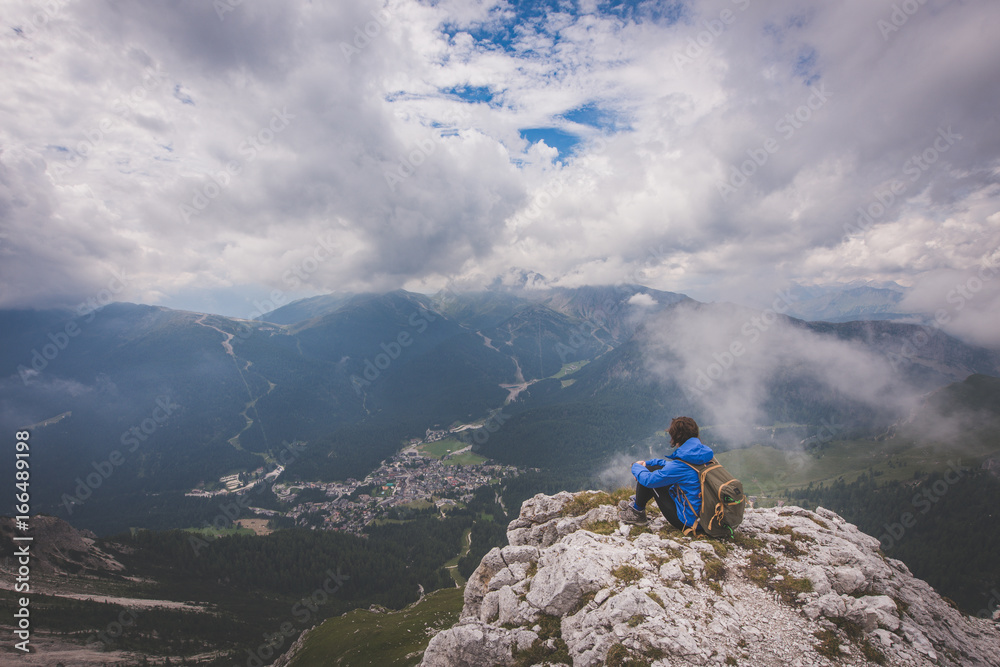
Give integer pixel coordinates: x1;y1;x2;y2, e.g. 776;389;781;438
679;460;721;535
676;487;699;536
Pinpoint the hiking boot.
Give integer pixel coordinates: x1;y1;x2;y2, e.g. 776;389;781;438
617;498;648;524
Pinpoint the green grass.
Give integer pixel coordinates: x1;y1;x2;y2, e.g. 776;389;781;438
417;438;466;459
287;587;464;667
561;488;632;517
583;519;618;535
723;435;999;500
183;525;255;538
612;564;643;584
551;360;590;379
442;528;472;587
372;518;412;526
400;499;434;511
814;629;841;659
442;451;488;466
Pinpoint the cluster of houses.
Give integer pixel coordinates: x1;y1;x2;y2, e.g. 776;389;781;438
186;446;521;534
283;451;520;532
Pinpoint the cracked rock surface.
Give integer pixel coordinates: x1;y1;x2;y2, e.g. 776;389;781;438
420;492;1000;667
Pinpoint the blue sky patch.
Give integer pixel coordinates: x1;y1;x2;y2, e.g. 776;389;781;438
599;0;686;25
794;46;820;86
520;127;581;161
173;85;194;105
436;0;685;54
441;85;498;106
560;103;623;132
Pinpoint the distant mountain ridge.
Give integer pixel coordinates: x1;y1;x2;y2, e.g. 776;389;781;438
1;285;998;533
783;281;915;323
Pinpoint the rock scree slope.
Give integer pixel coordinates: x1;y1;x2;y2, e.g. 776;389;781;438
420;491;1000;667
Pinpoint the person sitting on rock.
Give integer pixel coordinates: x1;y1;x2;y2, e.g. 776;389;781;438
618;416;714;532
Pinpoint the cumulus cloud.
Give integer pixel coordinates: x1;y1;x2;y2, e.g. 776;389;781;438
627;293;656;307
1;0;998;324
897;243;1000;348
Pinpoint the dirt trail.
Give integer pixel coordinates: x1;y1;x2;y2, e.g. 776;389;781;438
477;331;500;351
194;314;272;450
194;313;235;356
500;356;537;403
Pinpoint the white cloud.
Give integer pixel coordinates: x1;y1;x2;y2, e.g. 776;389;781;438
1;0;998;330
627;293;656;307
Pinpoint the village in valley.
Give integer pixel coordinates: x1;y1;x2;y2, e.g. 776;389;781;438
185;416;523;535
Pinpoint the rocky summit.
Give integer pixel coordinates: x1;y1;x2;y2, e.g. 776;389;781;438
420;491;1000;667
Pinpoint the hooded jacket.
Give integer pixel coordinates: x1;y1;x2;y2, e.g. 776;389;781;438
630;437;715;528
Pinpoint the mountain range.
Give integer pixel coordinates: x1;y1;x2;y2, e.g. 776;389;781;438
1;284;998;532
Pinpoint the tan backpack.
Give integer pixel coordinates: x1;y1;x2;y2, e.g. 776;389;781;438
678;459;745;538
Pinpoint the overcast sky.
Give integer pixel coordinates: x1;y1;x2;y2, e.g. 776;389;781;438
1;0;999;331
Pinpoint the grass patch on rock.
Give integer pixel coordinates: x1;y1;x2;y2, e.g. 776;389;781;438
583;519;618;535
743;552;812;603
612;564;643;585
861;639;887;665
561;488;632;517
606;642;652;667
570;590;597;615
702;556;727;582
771;525;816;543
629;524;653;539
814;629;841;659
512;613;571;667
729;532;767;551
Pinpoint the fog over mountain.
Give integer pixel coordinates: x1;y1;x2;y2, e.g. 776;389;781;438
3;285;996;534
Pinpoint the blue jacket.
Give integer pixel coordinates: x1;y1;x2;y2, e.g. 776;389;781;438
631;437;715;528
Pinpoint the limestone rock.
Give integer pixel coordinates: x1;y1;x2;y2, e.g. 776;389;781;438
420;492;1000;667
421;620;537;667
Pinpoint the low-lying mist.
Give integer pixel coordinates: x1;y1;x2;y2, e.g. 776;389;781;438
638;302;930;447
